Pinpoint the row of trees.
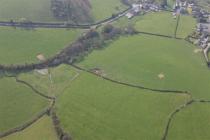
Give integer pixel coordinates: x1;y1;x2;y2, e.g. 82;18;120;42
51;110;72;140
0;24;137;73
58;24;137;64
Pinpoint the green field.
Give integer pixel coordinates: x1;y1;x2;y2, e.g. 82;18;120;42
78;35;210;99
176;15;196;38
0;0;128;22
0;27;80;65
0;77;48;132
134;12;177;36
56;71;189;140
0;0;208;139
18;65;80;97
167;103;210;140
0;0;56;22
1;116;58;140
115;11;196;38
90;0;127;21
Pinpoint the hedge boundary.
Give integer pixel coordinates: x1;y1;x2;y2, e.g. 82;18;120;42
0;75;60;139
161;99;194;140
70;64;190;96
174;14;180;38
136;31;183;40
15;77;55;100
162;99;210;140
0;104;53;138
69;64;210;140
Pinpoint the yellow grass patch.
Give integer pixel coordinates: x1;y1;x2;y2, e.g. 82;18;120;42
158;73;165;80
194;49;202;53
36;54;46;61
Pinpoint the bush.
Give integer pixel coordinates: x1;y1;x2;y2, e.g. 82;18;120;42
102;24;122;40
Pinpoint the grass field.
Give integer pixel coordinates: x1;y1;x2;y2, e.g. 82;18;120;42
0;27;80;65
0;0;128;22
115;12;196;38
167;103;210;140
90;0;127;21
0;0;56;22
1;116;58;140
56;71;189;140
78;35;210;99
176;15;196;38
0;77;48;132
134;12;177;36
18;65;80;97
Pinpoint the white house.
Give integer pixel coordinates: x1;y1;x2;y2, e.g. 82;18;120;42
132;4;141;13
126;12;134;19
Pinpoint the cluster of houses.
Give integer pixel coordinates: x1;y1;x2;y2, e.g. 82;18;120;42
198;33;209;49
195;10;210;62
172;0;195;18
124;0;210;63
196;24;210;62
172;0;210;19
125;1;160;19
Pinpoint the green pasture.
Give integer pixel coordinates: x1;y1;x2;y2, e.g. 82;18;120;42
1;116;58;140
0;0;56;22
0;77;48;132
134;12;177;36
176;15;196;38
167;103;210;140
0;27;80;65
56;71;189;140
114;11;196;39
90;0;127;21
79;35;210;99
18;65;80;97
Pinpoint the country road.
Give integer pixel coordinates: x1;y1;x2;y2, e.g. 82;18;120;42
0;7;131;29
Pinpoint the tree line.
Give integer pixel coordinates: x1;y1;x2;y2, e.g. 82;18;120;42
0;24;137;74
